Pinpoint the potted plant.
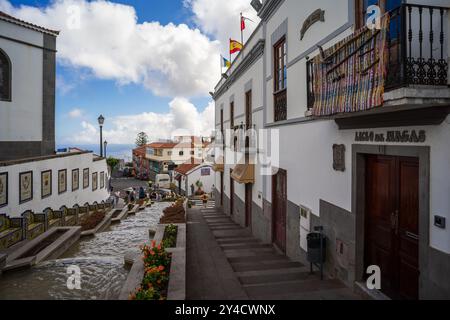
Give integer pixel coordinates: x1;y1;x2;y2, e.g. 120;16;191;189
194;180;204;196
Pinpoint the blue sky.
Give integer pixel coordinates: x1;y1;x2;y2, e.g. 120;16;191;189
2;0;259;150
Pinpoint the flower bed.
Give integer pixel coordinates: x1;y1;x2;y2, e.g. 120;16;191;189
79;211;105;232
159;198;186;224
162;224;178;248
130;241;171;300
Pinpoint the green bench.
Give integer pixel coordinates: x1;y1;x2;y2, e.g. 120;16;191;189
0;214;24;250
44;208;64;229
62;207;78;226
22;210;46;240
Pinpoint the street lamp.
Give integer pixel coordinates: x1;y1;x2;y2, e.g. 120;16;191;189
104;140;108;158
98;115;105;157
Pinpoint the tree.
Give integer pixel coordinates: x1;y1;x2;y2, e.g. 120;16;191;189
135;132;149;147
107;157;120;170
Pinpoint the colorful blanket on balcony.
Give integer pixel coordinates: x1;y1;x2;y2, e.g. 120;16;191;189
311;15;390;116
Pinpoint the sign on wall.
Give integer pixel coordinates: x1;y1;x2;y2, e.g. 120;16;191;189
19;171;33;204
83;168;89;189
100;171;105;189
41;170;52;199
0;172;8;207
300;9;325;40
92;172;98;191
58;169;67;194
201;168;211;176
355;130;426;143
333;144;346;172
72;169;79;191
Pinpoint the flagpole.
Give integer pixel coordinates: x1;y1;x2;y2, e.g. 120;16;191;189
229;38;232;64
240;12;244;58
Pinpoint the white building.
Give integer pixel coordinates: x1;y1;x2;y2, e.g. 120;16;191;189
175;160;214;197
0;12;109;218
213;0;450;299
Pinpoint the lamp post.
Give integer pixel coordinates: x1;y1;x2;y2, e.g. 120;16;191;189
104;140;108;158
98;115;105;157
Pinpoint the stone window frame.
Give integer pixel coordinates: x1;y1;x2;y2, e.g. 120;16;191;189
0;48;12;102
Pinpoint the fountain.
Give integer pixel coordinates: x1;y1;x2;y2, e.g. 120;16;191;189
0;202;169;300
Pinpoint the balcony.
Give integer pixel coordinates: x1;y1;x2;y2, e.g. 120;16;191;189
306;4;450;129
274;89;287;122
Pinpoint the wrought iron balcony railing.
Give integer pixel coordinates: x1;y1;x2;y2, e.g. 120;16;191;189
307;4;449;115
274;89;287;122
387;4;448;88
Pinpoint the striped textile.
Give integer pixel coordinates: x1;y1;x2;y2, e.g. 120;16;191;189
311;15;390;117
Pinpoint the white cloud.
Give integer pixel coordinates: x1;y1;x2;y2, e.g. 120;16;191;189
68;108;84;118
66;98;214;145
0;0;221;97
186;0;260;53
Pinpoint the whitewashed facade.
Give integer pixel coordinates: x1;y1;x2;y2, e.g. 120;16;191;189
213;0;450;299
0;12;109;218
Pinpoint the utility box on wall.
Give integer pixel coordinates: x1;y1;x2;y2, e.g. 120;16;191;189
299;205;311;252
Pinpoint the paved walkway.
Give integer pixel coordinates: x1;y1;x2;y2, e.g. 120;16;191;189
186;206;361;300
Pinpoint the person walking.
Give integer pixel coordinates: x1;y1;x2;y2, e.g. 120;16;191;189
114;190;120;208
190;184;195;197
139;187;146;200
201;193;209;208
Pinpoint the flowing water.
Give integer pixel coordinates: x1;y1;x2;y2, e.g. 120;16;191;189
0;202;169;300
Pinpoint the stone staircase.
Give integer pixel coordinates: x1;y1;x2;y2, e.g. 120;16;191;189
200;208;360;300
190;199;216;209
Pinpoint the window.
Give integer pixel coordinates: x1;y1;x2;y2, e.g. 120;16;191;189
274;38;287;122
167;151;172;156
0;49;11;101
274;38;287;93
179;151;184;156
245;90;252;129
230;102;234;129
356;0;402;29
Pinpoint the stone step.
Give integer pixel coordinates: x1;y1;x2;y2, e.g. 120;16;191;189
227;254;289;264
210;226;244;231
243;278;346;299
217;238;260;245
236;265;308;278
206;222;235;226
231;260;303;272
212;231;251;238
239;270;311;286
220;243;272;250
224;247;276;259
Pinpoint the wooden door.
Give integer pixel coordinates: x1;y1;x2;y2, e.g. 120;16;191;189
245;184;252;228
230;171;234;216
365;155;419;300
272;169;287;252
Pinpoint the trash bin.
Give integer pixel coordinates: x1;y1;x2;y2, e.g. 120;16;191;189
307;232;326;264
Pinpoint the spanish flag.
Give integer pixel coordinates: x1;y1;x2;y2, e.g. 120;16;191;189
230;39;243;54
221;55;231;68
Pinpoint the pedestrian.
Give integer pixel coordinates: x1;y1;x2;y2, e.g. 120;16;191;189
139;187;146;199
201;193;208;208
190;184;195;196
114;191;120;208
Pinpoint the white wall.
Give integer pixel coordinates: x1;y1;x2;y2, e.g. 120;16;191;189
0;152;110;217
182;165;215;197
0;20;44;141
214;0;450;255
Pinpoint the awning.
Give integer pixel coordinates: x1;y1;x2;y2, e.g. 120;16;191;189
212;156;224;172
231;163;255;184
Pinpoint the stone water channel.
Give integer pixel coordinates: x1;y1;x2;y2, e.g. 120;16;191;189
0;202;170;300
